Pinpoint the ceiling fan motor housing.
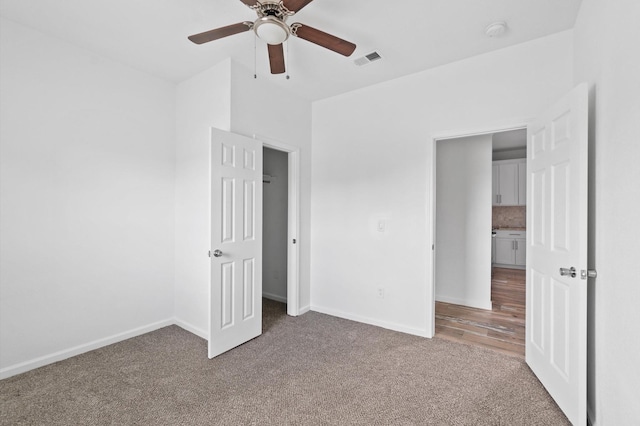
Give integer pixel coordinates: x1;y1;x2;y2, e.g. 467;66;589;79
255;1;294;20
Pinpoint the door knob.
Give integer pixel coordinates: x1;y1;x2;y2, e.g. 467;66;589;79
213;249;223;258
559;267;576;278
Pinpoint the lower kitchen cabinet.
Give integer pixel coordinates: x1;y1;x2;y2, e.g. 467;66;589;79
493;230;526;268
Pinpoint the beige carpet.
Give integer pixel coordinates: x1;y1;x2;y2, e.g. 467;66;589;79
0;299;569;425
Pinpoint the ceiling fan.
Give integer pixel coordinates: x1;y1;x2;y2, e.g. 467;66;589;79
188;0;357;75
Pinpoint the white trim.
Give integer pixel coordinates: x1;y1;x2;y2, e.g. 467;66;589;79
255;134;301;317
428;135;437;338
0;318;173;380
435;295;492;311
431;120;531;141
262;291;287;304
173;318;208;340
298;304;311;315
311;304;430;338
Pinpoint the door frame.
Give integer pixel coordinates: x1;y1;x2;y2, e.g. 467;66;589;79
429;121;529;337
257;135;301;317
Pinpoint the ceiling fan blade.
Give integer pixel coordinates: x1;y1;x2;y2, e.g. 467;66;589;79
283;0;315;13
291;23;356;57
268;43;286;74
188;22;252;45
238;0;259;7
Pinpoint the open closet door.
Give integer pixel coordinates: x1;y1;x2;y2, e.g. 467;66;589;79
209;128;263;358
526;83;589;425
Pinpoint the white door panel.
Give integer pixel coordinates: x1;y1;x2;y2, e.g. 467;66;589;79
526;84;588;425
210;129;263;358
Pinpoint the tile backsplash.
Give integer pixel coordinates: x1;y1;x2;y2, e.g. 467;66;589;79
493;206;526;229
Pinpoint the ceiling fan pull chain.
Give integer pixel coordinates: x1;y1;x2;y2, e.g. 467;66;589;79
253;34;257;79
286;40;290;80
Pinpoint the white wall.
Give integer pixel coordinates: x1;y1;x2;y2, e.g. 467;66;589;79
174;60;231;337
262;148;288;303
310;31;573;337
573;0;640;424
230;61;313;312
435;135;492;309
0;18;176;377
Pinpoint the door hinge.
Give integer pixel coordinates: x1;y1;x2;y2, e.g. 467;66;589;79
293;239;296;244
208;250;211;258
581;269;597;280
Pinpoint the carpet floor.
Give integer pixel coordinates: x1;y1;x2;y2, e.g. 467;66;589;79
0;299;569;425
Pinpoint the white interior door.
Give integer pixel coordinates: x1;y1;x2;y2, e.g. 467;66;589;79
526;83;588;425
209;129;263;358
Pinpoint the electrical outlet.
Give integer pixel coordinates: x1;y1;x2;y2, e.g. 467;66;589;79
377;287;385;299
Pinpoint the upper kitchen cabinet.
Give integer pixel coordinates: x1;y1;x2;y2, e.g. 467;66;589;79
492;159;526;206
518;161;526;205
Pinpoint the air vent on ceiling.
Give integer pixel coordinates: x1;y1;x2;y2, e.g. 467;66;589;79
354;51;382;66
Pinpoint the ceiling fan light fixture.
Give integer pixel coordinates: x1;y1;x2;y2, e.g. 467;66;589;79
254;16;290;45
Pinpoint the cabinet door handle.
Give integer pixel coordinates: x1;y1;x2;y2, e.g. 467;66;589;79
515;241;518;250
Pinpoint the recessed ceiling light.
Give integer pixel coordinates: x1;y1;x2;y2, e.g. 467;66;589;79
485;21;508;38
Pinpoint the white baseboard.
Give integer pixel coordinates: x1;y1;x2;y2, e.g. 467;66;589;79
262;292;287;304
173;318;208;340
435;295;492;310
0;318;173;380
298;304;311;315
310;304;429;338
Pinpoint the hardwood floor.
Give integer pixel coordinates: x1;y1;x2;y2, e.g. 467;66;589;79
435;267;526;358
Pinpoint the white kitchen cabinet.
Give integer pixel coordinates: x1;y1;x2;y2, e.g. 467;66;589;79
515;238;526;265
491;237;496;263
518;162;527;205
492;159;526;206
495;237;515;264
493;230;526;268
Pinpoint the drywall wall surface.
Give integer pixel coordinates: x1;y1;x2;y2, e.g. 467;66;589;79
230;61;312;311
262;148;288;302
0;18;176;375
435;135;493;309
174;60;232;337
574;0;640;423
311;31;573;336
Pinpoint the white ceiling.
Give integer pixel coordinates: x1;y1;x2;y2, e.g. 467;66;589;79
0;0;582;101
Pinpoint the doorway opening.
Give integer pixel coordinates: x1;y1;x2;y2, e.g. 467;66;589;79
432;126;527;358
263;147;289;304
260;138;300;318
